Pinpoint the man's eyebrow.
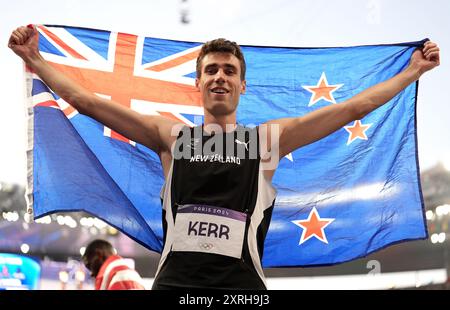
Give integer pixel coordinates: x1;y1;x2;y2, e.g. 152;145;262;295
204;64;218;70
224;64;237;69
204;63;237;70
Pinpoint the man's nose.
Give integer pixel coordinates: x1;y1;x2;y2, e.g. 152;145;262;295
214;70;226;83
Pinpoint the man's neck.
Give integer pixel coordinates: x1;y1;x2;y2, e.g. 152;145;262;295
204;112;237;133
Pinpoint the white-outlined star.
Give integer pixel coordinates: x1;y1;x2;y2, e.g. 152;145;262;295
302;72;344;107
344;120;372;145
292;207;335;245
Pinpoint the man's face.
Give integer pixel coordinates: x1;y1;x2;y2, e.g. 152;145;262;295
196;52;246;117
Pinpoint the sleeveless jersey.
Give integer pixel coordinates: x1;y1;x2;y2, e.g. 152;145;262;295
152;125;276;289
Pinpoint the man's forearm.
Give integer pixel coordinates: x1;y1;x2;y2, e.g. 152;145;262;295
351;65;421;119
25;51;92;113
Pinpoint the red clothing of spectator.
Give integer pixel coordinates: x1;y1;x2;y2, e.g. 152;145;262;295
95;255;145;290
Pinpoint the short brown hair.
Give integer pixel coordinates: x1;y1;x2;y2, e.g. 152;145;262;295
196;38;246;80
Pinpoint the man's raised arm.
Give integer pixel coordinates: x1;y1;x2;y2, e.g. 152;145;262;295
265;41;440;159
8;25;180;155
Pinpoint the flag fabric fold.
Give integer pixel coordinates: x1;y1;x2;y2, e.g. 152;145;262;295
26;24;427;267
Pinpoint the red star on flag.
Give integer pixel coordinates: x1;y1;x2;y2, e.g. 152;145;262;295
292;207;334;245
344;120;372;145
302;72;343;107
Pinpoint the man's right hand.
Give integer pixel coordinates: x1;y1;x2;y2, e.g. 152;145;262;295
7;24;180;176
8;25;39;62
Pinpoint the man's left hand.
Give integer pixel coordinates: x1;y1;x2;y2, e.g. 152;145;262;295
411;41;440;77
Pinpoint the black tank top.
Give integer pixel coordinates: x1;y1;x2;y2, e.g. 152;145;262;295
152;125;276;289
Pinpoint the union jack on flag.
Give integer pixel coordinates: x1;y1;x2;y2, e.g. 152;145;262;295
26;25;428;267
33;25;204;142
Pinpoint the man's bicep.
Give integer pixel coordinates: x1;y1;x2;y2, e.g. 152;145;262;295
151;116;183;153
263;117;300;158
87;96;169;152
267;102;356;156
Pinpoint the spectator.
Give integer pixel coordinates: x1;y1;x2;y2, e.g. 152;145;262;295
82;239;145;290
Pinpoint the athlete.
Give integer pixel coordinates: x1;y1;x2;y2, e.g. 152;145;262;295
9;25;440;289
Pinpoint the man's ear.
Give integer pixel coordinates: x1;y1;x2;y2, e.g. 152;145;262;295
240;80;246;94
195;78;200;90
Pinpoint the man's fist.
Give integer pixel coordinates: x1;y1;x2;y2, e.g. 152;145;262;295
8;25;39;61
410;41;440;77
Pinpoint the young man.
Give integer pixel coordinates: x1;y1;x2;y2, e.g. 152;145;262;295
9;25;440;289
82;239;145;290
